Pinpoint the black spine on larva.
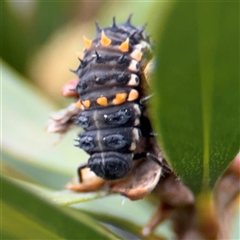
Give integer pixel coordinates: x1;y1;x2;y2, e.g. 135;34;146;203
74;16;151;180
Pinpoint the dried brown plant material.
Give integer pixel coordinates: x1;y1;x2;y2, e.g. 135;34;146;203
66;168;106;192
46;103;80;134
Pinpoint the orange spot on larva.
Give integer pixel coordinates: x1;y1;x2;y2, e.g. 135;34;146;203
82;100;91;108
130;49;143;61
100;30;111;47
83;36;92;50
119;38;129;52
112;93;127;105
96;96;108;106
74;101;83;109
128;89;139;101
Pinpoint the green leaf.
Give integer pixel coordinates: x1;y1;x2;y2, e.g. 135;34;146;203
2;201;62;239
2;176;108;206
2;59;86;179
151;2;239;194
1;177;120;239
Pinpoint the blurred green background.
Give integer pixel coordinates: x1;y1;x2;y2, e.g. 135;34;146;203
2;1;239;239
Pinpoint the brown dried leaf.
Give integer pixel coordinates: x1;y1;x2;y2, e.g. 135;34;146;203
109;158;161;200
66;168;106;192
46;103;80;134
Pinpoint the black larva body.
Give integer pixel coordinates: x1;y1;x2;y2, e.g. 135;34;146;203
74;17;153;180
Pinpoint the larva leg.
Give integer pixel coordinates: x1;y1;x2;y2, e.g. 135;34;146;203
77;162;88;182
133;152;172;174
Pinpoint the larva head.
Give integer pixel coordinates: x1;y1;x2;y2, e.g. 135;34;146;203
88;152;133;180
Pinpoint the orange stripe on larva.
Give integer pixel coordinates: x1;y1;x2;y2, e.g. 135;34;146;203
83;36;92;50
128;89;139;101
130;49;143;61
112;93;127;105
82;100;91;108
74;101;83;109
96;96;108;106
118;38;129;52
100;30;111;47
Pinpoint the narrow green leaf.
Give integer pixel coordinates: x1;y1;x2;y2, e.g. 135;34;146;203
1;177;120;239
151;2;239;193
2;201;62;239
2;59;87;176
4;177;108;206
2;152;71;189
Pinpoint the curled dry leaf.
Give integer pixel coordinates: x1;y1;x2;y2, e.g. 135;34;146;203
109;136;164;200
46;79;81;134
66;168;106;192
46;103;80;134
46;78;80;134
109;156;162;200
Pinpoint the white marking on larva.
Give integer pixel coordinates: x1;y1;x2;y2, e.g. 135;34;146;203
121;198;126;206
101;152;105;170
134;118;140;126
130;49;142;61
132;128;141;141
97;130;104;152
93;110;99;129
128;60;139;72
134;43;143;51
135;40;150;50
129;142;136;151
127;74;139;86
133;104;141;115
